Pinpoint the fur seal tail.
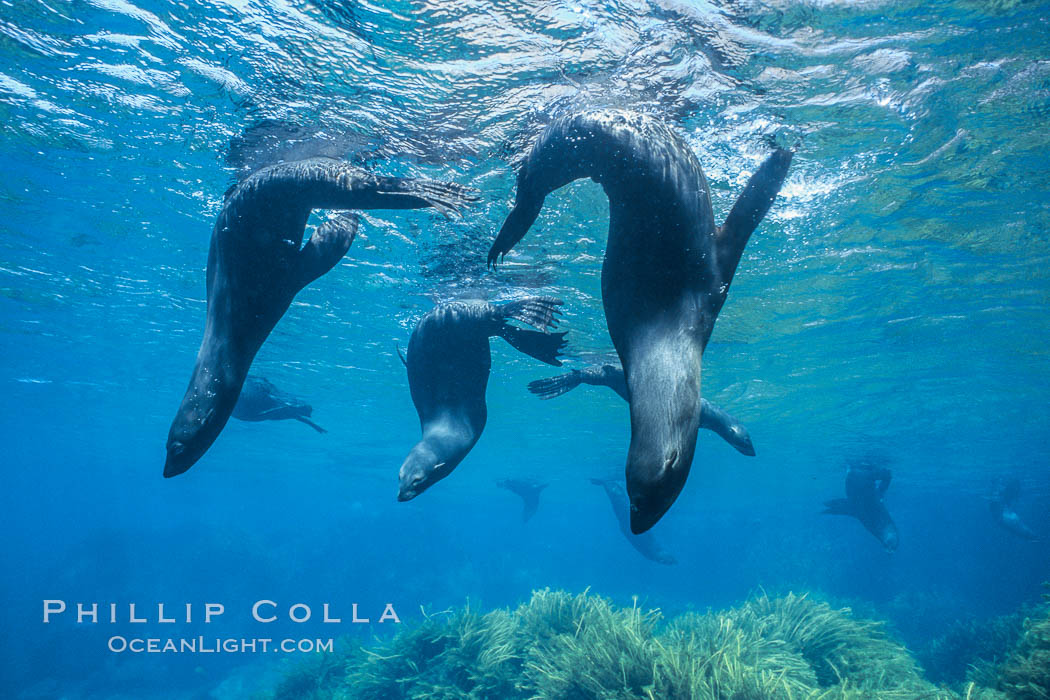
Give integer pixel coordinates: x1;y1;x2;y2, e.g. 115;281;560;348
822;498;854;516
528;370;582;399
295;416;328;434
500;327;567;366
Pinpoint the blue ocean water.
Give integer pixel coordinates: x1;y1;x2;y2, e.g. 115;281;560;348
1;0;1048;697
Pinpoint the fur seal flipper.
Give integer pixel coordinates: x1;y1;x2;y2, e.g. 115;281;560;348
489;110;791;532
165;158;479;478
528;364;755;456
398;298;567;501
589;478;676;565
822;461;899;552
233;376;327;434
496;478;549;522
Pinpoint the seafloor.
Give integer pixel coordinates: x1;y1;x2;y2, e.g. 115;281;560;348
258;587;1050;700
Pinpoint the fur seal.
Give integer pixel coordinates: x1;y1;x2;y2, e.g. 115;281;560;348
528;363;755;456
165;158;478;478
496;478;549;522
823;460;899;552
232;376;327;434
990;478;1038;541
488;109;791;532
397;298;567;501
589;478;676;565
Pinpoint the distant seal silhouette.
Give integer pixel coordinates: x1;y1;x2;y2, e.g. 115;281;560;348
488;109;791;532
397;298;567;501
232;376;327;434
823;459;899;552
589;478;676;565
496;478;549;522
990;478;1038;541
165;158;478;478
528;363;755;456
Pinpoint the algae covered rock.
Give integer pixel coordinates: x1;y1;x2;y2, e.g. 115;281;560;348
996;592;1050;700
264;588;1012;700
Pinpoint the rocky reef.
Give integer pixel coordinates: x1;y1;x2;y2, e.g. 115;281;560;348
263;587;1050;700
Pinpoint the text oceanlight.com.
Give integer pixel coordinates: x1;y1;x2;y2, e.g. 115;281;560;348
107;636;334;654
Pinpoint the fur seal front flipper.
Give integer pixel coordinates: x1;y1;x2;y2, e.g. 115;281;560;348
528;363;756;456
165;158;478;477
496;478;549;522
822;461;899;552
489;110;790;532
232;376;328;434
589;478;676;565
990;478;1039;541
397;298;567;501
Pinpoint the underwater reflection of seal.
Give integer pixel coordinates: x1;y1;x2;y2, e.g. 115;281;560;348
489;109;791;533
397;298;567;501
528;363;756;456
822;461;899;552
232;376;327;434
990;478;1039;541
496;478;549;522
589;478;676;565
164;158;478;478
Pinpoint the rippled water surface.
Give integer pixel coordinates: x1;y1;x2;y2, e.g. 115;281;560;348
1;0;1048;697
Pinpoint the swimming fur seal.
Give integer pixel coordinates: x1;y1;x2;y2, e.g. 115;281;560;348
397;298;567;501
589;478;676;565
990;478;1038;541
528;363;756;456
823;460;899;552
488;109;791;532
165;158;478;478
232;376;327;433
496;478;549;522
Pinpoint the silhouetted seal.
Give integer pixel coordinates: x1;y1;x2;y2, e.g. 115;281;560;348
528;363;755;456
488;109;791;532
589;478;676;565
990;478;1038;541
165;158;478;477
232;376;327;434
397;298;567;501
823;460;899;552
496;478;549;522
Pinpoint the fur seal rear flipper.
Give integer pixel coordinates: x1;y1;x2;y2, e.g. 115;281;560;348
233;376;327;434
165;159;478;477
398;298;567;501
489;110;791;532
496;478;549;522
990;478;1039;541
589;478;676;565
528;364;755;456
822;461;899;552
